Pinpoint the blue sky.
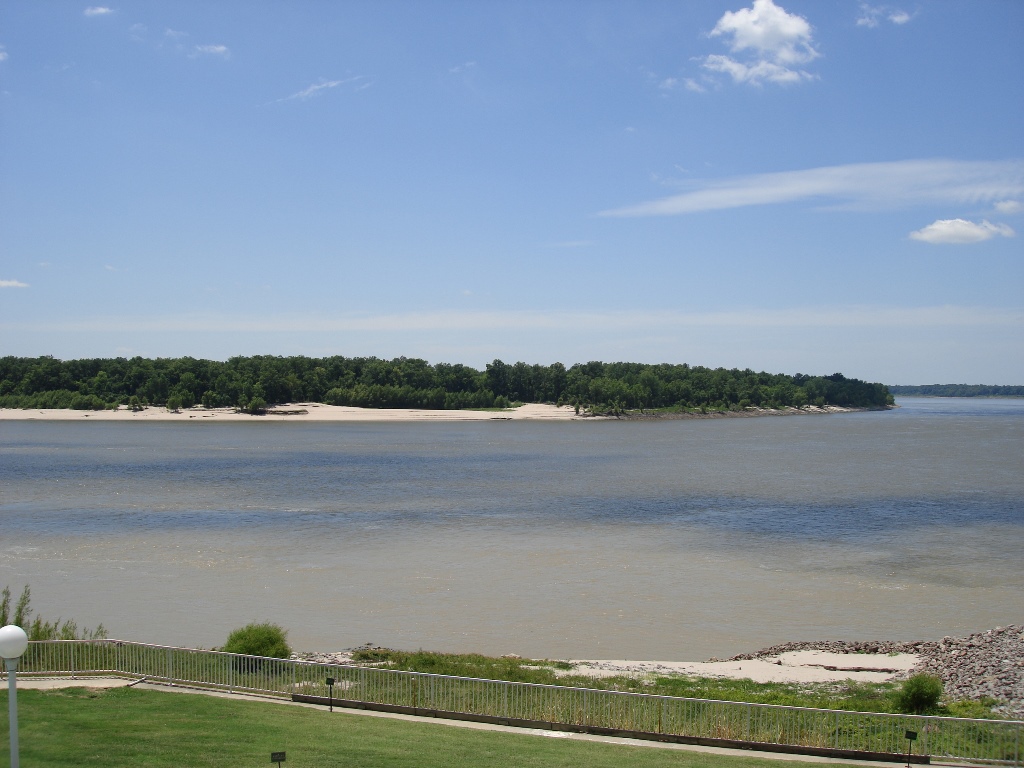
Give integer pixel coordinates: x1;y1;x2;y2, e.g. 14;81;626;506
1;1;1022;384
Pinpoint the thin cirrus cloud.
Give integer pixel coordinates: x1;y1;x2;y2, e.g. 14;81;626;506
994;200;1023;215
83;6;114;17
191;44;229;59
702;0;820;86
1;279;29;288
15;306;1022;335
909;219;1016;245
277;76;368;102
599;159;1024;217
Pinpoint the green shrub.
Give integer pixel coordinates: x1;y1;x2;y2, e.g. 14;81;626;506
894;673;943;714
247;397;268;415
222;622;291;659
70;394;107;410
0;584;107;640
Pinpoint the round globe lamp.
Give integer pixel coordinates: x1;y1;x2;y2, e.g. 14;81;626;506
0;624;30;768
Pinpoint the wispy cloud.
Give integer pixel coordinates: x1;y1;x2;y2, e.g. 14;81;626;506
191;44;229;59
599;159;1024;217
856;4;913;28
0;279;29;288
12;305;1020;335
83;6;114;17
702;0;819;86
994;200;1023;215
909;219;1015;245
277;76;368;102
0;45;8;63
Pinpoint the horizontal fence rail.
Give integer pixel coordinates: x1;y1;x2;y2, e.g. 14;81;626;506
7;639;1021;766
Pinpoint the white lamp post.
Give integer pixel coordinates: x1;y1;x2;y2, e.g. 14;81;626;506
0;625;29;768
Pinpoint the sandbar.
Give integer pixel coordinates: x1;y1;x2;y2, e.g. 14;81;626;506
0;402;871;423
0;403;581;422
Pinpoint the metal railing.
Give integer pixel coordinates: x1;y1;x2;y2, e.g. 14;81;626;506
10;639;1022;765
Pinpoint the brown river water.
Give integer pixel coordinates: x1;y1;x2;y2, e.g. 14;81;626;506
1;397;1021;660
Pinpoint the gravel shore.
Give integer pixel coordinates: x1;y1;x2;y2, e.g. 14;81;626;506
730;625;1024;718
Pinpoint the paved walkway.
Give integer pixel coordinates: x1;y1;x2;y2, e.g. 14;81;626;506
9;676;943;766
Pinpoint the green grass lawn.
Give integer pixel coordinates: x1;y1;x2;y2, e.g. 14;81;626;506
2;685;867;768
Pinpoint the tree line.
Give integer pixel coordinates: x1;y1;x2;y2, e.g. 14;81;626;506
0;355;893;413
887;384;1024;398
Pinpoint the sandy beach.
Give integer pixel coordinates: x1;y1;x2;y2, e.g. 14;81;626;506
0;402;867;423
555;651;920;684
0;402;581;422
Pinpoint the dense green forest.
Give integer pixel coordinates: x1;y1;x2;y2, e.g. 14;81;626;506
887;384;1024;397
0;355;892;413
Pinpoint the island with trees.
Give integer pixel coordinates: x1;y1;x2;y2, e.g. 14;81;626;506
0;355;893;415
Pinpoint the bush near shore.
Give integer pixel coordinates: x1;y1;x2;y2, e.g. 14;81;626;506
0;354;892;413
1;585;106;641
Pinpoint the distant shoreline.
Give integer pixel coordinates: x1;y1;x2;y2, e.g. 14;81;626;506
891;394;1024;399
0;402;892;423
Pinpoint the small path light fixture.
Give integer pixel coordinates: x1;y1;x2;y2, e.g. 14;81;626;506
0;625;30;768
326;677;335;712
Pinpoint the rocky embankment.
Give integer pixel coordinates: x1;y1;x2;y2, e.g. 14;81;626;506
730;625;1024;718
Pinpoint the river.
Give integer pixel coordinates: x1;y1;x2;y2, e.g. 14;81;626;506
1;397;1021;659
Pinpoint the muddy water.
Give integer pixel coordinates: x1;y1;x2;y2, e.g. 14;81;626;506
1;397;1021;659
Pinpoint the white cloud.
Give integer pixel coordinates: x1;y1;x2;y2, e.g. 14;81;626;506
703;54;812;85
909;219;1016;244
600;159;1024;217
857;4;913;28
994;200;1023;215
703;0;819;86
278;76;367;102
192;44;229;58
683;78;705;93
83;6;114;16
0;45;7;63
1;279;29;288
